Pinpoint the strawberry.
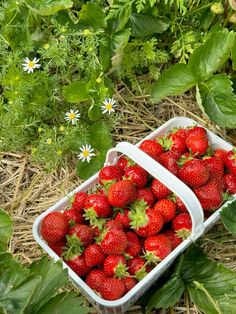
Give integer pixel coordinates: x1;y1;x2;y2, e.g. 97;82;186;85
139;139;163;160
108;180;137;207
224;149;236;176
203;157;224;181
116;155;129;171
150;178;172;199
68;224;94;247
172;213;192;239
124;231;141;258
163;229;182;249
165;133;187;158
172;127;190;139
213;148;228;161
101;228;127;255
123;277;138;293
66;254;91;277
84;194;111;224
144;234;172;262
129;205;164;237
84;243;105;267
72;191;87;212
224;174;236;194
127;256;149;280
86;269;107;292
41;212;69;244
103;255;128;277
136;188;156;207
114;209;131;229
99;165;124;186
64;208;85;225
159;151;179;176
124;165;148;189
185;126;209;156
48;239;66;257
175;196;187;212
178;159;210;188
193;180;223;211
154;199;176;223
100;278;125;301
105;219;123;230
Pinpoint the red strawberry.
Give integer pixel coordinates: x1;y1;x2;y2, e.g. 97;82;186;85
175;196;188;212
213;148;228;161
123;277;138;293
103;255;127;277
84;243;105;267
101;228;127;255
99;165;124;186
105;219;123;230
159;151;179;176
178;159;210;188
150;178;172;199
203;157;224;181
100;278;125;301
173;127;190;139
172;213;192;239
185;126;209;156
72;191;87;212
224;150;236;176
154;199;176;223
84;194;111;223
86;269;107;292
124;231;141;258
124;165;148;189
48;239;66;257
224;174;236;194
136;188;156;207
66;254;90;277
64;208;85;225
144;234;172;262
127;256;149;280
165;133;187;158
114;209;131;229
41;212;69;244
116;155;129;171
129;206;164;237
108;180;137;207
163;229;182;249
139;139;163;160
68;224;94;247
193;181;223;211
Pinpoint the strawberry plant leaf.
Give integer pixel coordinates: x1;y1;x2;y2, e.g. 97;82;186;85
129;14;169;38
188;29;235;81
78;3;106;29
35;292;89;314
63;81;90;103
0;209;13;252
232;35;236;71
111;28;131;70
151;63;197;102
196;74;236;128
220;199;236;236
25;0;73;16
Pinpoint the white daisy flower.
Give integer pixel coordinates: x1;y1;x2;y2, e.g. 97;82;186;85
77;144;95;163
65;109;81;125
22;57;41;73
101;98;117;115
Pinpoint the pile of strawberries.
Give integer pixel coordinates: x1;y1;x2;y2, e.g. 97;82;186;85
40;125;236;301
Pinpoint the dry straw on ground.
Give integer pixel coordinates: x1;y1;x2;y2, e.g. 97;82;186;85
1;90;236;313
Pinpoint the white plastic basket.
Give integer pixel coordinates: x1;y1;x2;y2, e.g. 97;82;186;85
32;117;234;314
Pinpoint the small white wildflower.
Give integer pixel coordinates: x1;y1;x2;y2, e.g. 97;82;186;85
77;144;95;163
22;57;41;73
65;109;81;125
101;98;117;115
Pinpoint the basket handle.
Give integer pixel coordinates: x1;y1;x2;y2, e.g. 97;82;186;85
105;142;204;240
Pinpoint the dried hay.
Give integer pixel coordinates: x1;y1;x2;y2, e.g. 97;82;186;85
1;90;236;314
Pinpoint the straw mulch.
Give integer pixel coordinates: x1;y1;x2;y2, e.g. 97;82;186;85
1;89;236;313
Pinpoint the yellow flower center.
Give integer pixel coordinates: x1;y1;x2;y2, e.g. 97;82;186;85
68;113;76;120
106;103;113;110
83;29;90;36
59;125;65;132
46;138;52;145
96;77;102;83
28;61;35;68
83;150;89;157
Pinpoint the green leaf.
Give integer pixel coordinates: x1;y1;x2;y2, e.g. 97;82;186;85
24;257;68;313
151;64;197;102
107;1;133;33
63;81;90;103
232;35;236;71
25;0;73;16
35;292;89;314
129;14;169;38
146;274;185;312
88;104;102;121
111;28;131;70
0;253;40;314
220;200;236;235
0;209;13;252
78;3;106;29
188;29;235;81
197;74;236;128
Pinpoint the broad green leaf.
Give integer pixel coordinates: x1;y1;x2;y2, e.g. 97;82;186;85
24;257;68;313
88;104;102;121
232;35;236;71
111;28;131;70
220;200;236;235
0;209;13;252
0;253;40;314
129;14;169;38
151;64;197;102
146;274;185;312
100;37;112;72
78;4;106;29
25;0;73;16
188;29;234;81
63;81;90;103
36;292;89;314
197;75;236;128
107;1;133;33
